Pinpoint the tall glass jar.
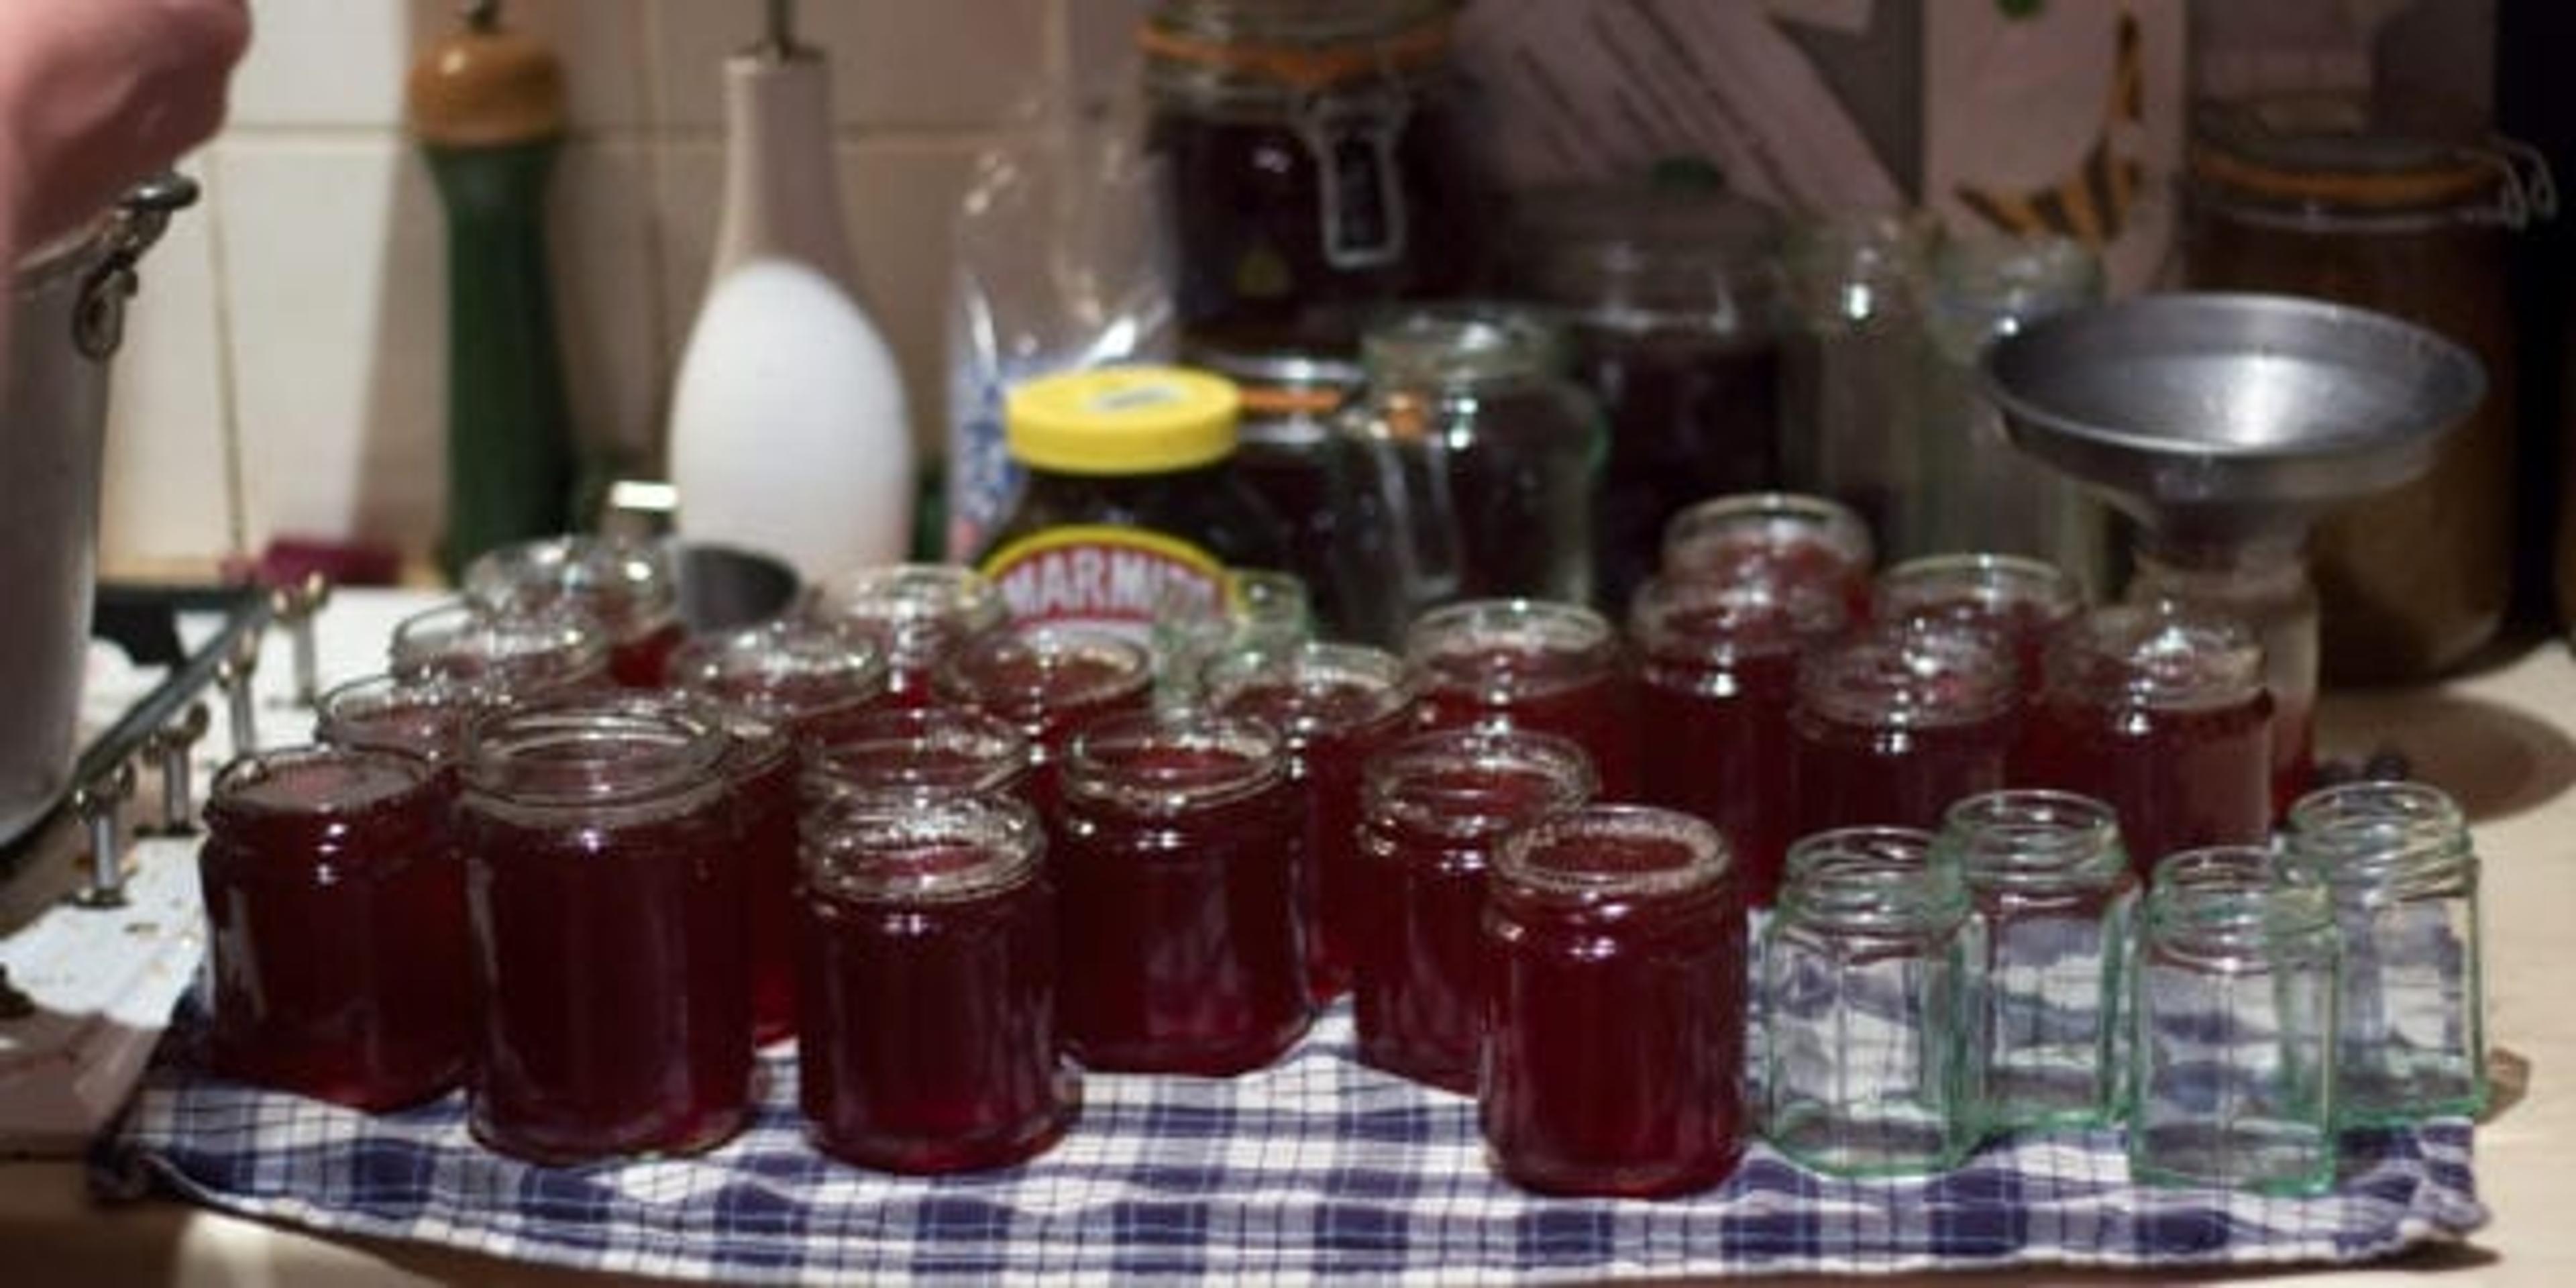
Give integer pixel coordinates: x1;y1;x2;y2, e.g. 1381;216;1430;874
2185;97;2541;681
1510;182;1787;610
1483;806;1746;1197
2130;847;2341;1195
1789;623;2018;835
1403;598;1635;799
1762;826;1976;1176
1141;0;1480;352
1332;306;1605;639
1778;212;1937;547
804;564;1010;708
2283;781;2485;1124
458;697;749;1162
464;535;684;688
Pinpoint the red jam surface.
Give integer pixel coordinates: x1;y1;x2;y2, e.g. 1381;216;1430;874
1660;494;1875;621
939;627;1155;819
1352;731;1595;1092
797;802;1074;1172
1789;627;2017;835
1406;602;1638;799
1481;808;1745;1197
200;748;468;1110
1054;716;1309;1073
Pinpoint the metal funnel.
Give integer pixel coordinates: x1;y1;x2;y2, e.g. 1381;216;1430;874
1979;292;2484;549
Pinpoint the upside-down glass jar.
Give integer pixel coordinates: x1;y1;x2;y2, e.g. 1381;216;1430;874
458;697;749;1163
1203;641;1413;1001
804;564;1011;707
464;535;685;688
1788;623;2017;835
1762;827;1976;1176
2282;781;2485;1125
1403;598;1636;799
797;792;1077;1173
200;745;470;1111
1350;728;1595;1092
388;598;610;698
803;705;1033;808
1630;572;1849;906
1935;790;2136;1135
1661;490;1876;622
1483;805;1746;1197
2130;847;2341;1195
315;672;500;770
938;624;1157;823
1053;710;1309;1074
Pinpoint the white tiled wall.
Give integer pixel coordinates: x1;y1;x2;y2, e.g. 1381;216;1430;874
101;0;1120;574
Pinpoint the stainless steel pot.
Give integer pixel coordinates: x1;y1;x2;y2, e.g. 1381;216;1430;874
0;176;196;845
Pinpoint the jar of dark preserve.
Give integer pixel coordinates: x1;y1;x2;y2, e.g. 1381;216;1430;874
1055;710;1309;1073
1662;491;1876;621
1876;552;2084;702
464;535;685;688
458;697;749;1163
315;671;498;770
1203;641;1414;1002
1351;728;1595;1093
1789;623;2018;835
1141;0;1479;352
1189;346;1367;637
804;705;1034;808
388;598;610;698
1511;182;1787;611
978;366;1287;637
1404;598;1636;799
201;745;469;1110
1334;307;1605;639
804;564;1009;707
938;623;1156;822
797;792;1076;1173
1482;805;1746;1197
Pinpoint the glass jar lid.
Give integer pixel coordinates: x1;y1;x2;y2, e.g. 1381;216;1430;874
1142;0;1452;106
1512;181;1784;332
2188;95;2540;228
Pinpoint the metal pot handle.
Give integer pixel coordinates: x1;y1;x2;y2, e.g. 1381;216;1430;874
72;172;201;361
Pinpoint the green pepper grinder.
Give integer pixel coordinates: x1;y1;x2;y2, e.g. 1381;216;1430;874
408;0;577;578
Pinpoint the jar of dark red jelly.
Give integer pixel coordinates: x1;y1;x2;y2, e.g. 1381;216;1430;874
458;697;749;1162
1662;490;1876;621
1789;623;2017;835
938;624;1156;821
1351;728;1595;1092
1482;805;1746;1197
315;672;498;769
1140;0;1479;352
1629;573;1849;906
804;564;1010;707
1403;598;1637;800
200;745;469;1110
388;597;610;698
669;619;891;1044
2025;602;2273;877
1055;710;1309;1073
1190;347;1367;637
1203;641;1413;1001
464;535;685;688
804;704;1033;807
1874;552;2084;700
1512;182;1788;611
798;792;1077;1173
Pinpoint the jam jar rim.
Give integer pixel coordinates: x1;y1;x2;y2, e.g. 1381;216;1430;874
2145;846;2337;952
1063;710;1287;816
1876;551;2086;627
2045;602;2264;714
1935;790;2133;891
1662;490;1876;574
1203;641;1413;741
667;615;890;727
802;703;1035;804
1360;303;1570;394
2282;780;2475;894
1493;803;1733;904
1629;572;1849;668
1776;827;1971;936
207;742;443;825
315;669;503;763
1362;727;1597;843
1796;623;2019;731
461;534;681;640
388;596;612;688
938;624;1157;720
1403;598;1620;702
803;792;1045;906
460;694;730;818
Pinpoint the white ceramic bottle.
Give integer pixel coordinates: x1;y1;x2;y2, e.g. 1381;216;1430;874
667;5;913;580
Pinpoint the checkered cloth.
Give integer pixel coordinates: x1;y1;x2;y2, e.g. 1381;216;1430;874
93;1002;2481;1283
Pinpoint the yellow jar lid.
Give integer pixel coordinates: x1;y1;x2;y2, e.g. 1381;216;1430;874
1005;366;1242;475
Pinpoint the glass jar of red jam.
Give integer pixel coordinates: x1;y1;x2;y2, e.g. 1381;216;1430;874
1189;347;1368;637
1055;710;1309;1073
1403;598;1637;800
2129;541;2315;816
804;705;1034;808
388;598;610;698
200;745;469;1110
1875;552;2084;698
797;792;1077;1173
804;564;1010;707
464;535;686;688
2024;602;2273;877
1662;491;1876;621
938;623;1156;821
1790;623;2018;835
1351;728;1595;1092
1630;573;1849;906
458;697;749;1162
1203;641;1413;1001
1482;805;1746;1197
315;672;498;769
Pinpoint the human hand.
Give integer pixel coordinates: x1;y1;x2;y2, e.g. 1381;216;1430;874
0;0;250;251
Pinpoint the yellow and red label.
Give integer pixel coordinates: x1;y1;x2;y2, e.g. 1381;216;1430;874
977;525;1229;637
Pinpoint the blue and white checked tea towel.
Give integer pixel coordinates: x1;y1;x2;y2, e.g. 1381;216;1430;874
95;1005;2482;1283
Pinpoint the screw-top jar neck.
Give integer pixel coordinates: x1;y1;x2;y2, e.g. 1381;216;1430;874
2145;847;2334;953
804;792;1044;905
1777;826;1969;936
1629;573;1847;669
2284;780;2474;896
1404;598;1620;704
2047;602;2263;713
390;597;610;694
1364;727;1595;844
464;535;680;643
1512;182;1784;335
462;694;729;823
806;563;1009;675
1936;790;2130;892
1877;553;2084;632
209;743;441;826
804;704;1033;804
1361;305;1568;392
1797;623;2017;731
1495;804;1732;907
1065;710;1285;816
316;671;501;767
1204;641;1411;743
940;625;1155;727
2188;94;2538;231
669;616;888;728
1661;491;1875;583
